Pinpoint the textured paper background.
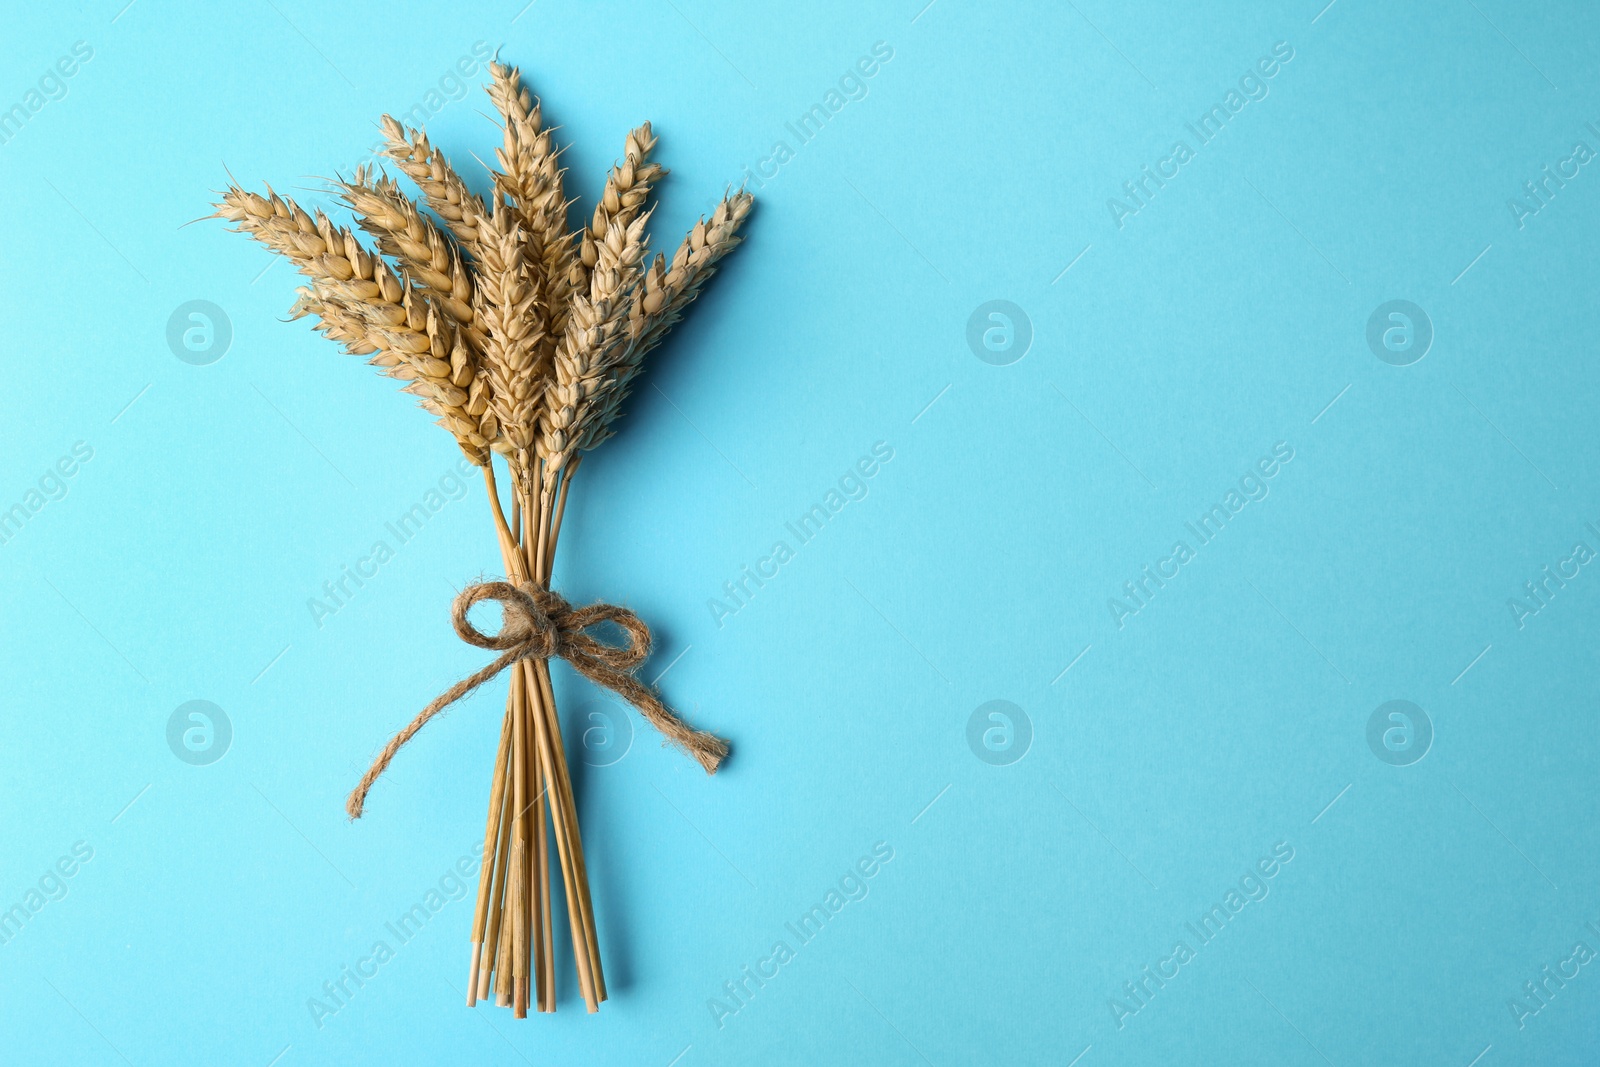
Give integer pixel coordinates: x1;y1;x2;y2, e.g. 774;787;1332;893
3;1;1599;1064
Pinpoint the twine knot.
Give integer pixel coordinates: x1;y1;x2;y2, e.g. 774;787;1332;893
347;579;729;819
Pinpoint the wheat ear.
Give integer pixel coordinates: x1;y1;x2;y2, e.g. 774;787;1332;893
215;184;495;462
538;209;653;484
574;190;755;453
475;198;547;475
335;170;478;330
486;62;576;341
379;115;490;253
578;124;665;279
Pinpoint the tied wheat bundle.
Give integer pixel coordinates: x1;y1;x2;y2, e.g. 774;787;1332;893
214;61;753;1018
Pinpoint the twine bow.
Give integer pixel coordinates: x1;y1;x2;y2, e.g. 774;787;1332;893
347;579;729;818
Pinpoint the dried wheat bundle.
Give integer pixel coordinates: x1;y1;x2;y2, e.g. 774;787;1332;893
213;59;752;1019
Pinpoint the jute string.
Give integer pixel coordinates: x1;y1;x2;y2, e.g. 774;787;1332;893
347;580;729;818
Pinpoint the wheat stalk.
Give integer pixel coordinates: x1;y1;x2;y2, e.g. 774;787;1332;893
216;59;753;1021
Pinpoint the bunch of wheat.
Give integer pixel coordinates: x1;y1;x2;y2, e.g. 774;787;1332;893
214;60;751;1018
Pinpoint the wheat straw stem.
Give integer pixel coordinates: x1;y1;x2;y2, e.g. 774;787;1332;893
520;473;560;1013
477;780;512;998
476;741;514;1000
534;757;554;1011
482;467;529;584
521;655;600;1008
484;465;536;1018
478;485;534;1004
544;456;580;580
533;490;551;587
494;713;516;1009
519;496;553;1013
493;461;601;1006
518;480;601;1008
528;477;606;1002
509;492;554;1012
486;466;594;1007
517;682;537;1018
468;705;514;1004
494;880;514;1002
531;652;606;1005
507;643;531;1017
520;476;604;1006
525;694;547;1011
540;463;601;998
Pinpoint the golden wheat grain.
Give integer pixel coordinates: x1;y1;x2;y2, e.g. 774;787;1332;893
324;175;498;449
639;190;754;337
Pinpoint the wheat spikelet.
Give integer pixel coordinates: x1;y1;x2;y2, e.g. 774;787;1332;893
324;174;497;450
214;185;405;345
380;115;489;252
213;183;346;270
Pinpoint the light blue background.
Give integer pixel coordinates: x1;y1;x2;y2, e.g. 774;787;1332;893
3;1;1599;1064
